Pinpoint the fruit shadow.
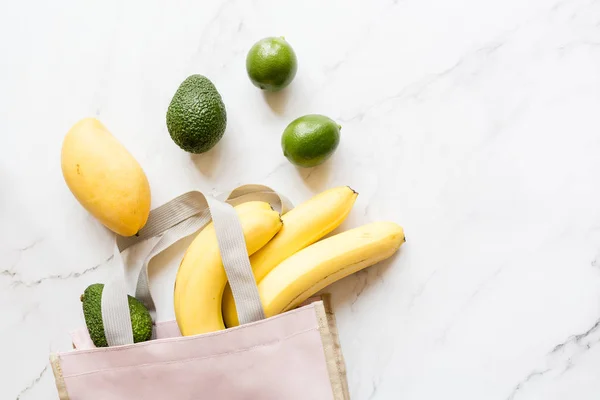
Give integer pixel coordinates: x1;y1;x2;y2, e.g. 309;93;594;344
262;87;291;115
295;160;332;192
190;139;225;177
322;247;404;311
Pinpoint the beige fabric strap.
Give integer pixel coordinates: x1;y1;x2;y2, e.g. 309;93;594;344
133;212;213;323
101;185;292;347
206;197;265;324
100;245;134;346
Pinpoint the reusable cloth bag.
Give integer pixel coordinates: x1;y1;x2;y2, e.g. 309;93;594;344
50;185;350;400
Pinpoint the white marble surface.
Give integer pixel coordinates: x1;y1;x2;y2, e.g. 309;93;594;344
2;0;600;398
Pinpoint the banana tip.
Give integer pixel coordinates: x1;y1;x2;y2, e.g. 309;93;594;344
347;185;358;195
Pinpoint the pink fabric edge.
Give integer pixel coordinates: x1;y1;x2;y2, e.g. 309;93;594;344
67;303;317;354
71;296;324;351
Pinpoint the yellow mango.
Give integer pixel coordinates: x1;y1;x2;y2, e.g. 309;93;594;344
61;118;151;236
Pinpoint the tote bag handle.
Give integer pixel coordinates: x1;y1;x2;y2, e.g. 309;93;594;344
100;185;293;347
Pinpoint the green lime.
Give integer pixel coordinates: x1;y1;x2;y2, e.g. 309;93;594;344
246;37;298;92
281;115;341;168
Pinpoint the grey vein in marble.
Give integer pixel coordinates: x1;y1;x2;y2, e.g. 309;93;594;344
506;369;551;400
507;317;600;399
3;255;113;288
16;365;49;400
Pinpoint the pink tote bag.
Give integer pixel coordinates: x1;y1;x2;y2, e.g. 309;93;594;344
50;185;350;400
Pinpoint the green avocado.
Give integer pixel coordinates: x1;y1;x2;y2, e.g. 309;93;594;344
81;283;153;347
166;74;227;154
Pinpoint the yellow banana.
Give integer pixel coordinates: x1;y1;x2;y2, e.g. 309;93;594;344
174;202;282;336
222;186;358;327
232;200;275;214
173;201;273;303
227;222;404;326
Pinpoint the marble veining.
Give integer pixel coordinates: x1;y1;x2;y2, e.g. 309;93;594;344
2;0;600;398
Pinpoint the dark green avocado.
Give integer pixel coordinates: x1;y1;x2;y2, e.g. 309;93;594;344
166;74;227;154
81;283;153;347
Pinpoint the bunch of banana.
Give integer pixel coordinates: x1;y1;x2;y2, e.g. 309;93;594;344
174;201;282;336
222;186;358;327
174;187;405;336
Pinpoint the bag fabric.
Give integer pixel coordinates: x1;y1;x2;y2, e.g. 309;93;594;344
50;185;350;399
